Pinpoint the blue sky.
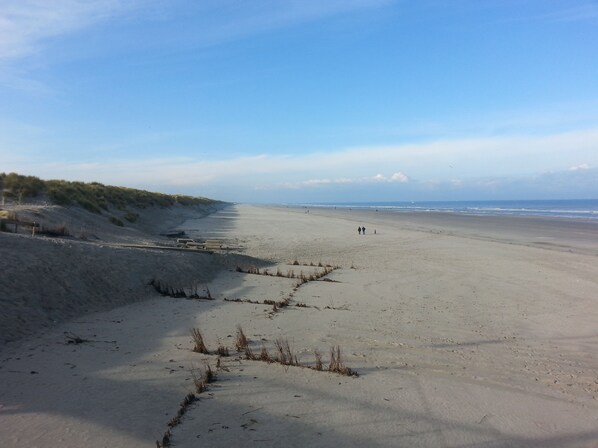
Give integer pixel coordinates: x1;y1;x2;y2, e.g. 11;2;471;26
1;0;598;203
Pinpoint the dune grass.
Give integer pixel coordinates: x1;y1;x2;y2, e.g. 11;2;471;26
1;172;218;212
190;328;209;354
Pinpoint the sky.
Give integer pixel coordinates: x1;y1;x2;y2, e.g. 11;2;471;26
1;0;598;203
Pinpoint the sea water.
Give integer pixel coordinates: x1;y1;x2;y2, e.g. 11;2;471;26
303;199;598;220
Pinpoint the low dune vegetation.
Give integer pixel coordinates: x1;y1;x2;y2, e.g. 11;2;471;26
0;172;218;213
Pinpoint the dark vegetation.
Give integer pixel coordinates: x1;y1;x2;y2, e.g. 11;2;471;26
191;325;357;377
149;279;213;300
0;172;217;213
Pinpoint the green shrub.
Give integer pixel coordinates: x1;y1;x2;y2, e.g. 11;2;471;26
109;216;124;227
0;172;44;198
78;198;103;214
2;172;219;210
124;211;139;223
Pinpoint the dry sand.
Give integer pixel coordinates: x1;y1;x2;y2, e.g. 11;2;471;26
1;204;597;447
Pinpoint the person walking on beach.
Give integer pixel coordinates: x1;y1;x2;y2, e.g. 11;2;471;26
358;226;362;235
362;226;366;235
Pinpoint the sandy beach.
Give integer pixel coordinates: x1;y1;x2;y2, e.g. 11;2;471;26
1;204;597;447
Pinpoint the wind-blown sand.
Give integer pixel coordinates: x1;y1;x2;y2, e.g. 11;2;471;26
1;204;597;447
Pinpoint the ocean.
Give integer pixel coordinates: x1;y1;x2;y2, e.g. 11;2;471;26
302;199;598;221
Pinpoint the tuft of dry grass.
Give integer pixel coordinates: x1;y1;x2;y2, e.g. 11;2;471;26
274;338;299;366
259;344;273;362
157;429;172;447
150;278;187;298
191;368;208;393
235;325;249;351
314;350;323;371
191;328;209;354
328;346;356;376
205;364;215;383
167;393;197;428
228;325;357;377
244;345;256;360
292;260;300;265
216;341;229;357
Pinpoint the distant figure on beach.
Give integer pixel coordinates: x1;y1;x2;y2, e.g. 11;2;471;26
358;226;362;235
362;226;366;235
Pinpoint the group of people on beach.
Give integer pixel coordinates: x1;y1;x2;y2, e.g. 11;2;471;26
358;226;376;235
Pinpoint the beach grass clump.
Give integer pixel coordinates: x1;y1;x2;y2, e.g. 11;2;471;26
167;393;197;429
235;325;249;352
226;324;358;377
157;429;172;447
149;278;186;298
244;345;256;360
216;341;230;357
158;390;200;447
191;328;209;354
191;368;208;393
328;346;356;376
205;364;215;383
274;338;299;366
314;350;323;371
259;344;273;362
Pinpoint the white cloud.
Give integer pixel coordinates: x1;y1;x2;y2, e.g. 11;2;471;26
0;0;392;63
0;0;134;61
390;172;409;183
5;128;598;196
569;163;590;171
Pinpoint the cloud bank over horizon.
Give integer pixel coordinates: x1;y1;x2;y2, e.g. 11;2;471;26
2;128;597;202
